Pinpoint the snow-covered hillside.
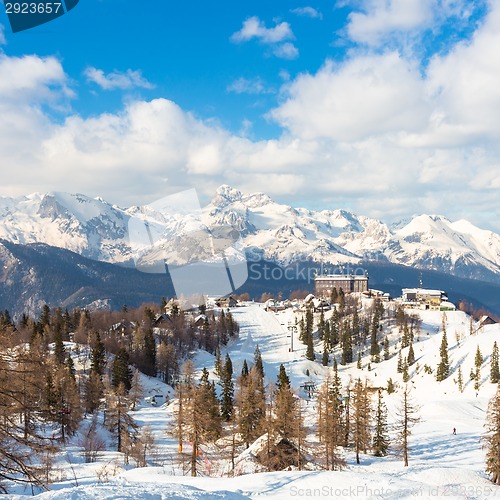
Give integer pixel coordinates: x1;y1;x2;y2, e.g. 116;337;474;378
8;302;500;499
2;186;500;282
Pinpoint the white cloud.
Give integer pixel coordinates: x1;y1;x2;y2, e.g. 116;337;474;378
84;67;154;91
344;0;482;47
227;77;274;95
231;16;294;44
0;24;6;45
2;3;500;231
272;43;299;60
291;7;323;19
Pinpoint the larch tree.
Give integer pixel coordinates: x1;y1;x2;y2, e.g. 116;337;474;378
483;386;500;484
350;378;372;464
395;386;421;467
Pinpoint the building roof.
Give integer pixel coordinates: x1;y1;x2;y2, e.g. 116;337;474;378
315;274;368;281
402;288;444;296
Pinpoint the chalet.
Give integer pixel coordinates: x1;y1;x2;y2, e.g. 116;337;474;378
153;313;174;328
215;296;238;308
479;315;497;328
314;274;369;297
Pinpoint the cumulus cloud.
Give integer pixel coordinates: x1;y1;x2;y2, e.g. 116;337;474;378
231;16;294;44
344;0;483;47
291;7;323;19
84;67;154;90
227;77;274;95
272;42;299;60
2;3;500;231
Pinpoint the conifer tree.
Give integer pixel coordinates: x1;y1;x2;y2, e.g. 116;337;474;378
318;309;325;341
402;358;410;383
491;342;500;384
105;383;137;453
350;378;371;464
436;333;449;381
341;321;353;364
395;387;420;467
241;359;249;378
220;354;234;421
397;351;403;373
483;386;500;484
407;343;415;366
322;344;329;367
373;389;389;457
330;309;340;346
475;346;483;392
53;323;65;365
357;352;362;369
254;345;265;379
317;372;346;470
214;346;222;378
384;336;390;361
370;321;380;363
457;365;464;393
112;348;133;392
90;332;106;377
143;327;156;377
306;330;315;361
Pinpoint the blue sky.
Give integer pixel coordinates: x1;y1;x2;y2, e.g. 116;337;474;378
1;0;499;231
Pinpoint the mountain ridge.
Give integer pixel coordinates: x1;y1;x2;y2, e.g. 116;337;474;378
1;186;500;284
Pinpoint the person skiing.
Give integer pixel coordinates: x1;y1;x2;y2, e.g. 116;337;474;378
453;427;456;435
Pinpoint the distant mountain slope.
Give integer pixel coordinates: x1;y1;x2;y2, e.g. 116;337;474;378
0;240;174;317
2;186;500;284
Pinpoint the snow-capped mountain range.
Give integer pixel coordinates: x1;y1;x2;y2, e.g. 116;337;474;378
1;185;500;283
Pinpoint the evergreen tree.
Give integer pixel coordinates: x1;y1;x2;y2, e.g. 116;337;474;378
341;321;353;364
90;332;106;377
306;329;315;361
402;359;410;383
436;333;450;381
397;351;403;373
254;345;265;379
475;346;483;392
112;348;133;392
276;364;290;391
241;359;249;378
357;351;362;369
373;389;389;457
143;327;156;377
384;336;390;361
220;354;234;421
322;344;329;366
491;342;500;384
407;343;415;366
370;321;380;363
214;346;222;378
53;323;65;365
330;309;340;346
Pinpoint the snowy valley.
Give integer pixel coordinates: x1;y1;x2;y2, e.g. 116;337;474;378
4;299;500;499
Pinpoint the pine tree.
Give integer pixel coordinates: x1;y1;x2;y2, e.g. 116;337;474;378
341;321;353;364
112;348;133;392
322;344;329;366
402;359;410;383
384;336;390;361
357;352;362;369
220;354;234;421
407;343;415;366
370;321;380;363
483;386;500;484
53;323;65;365
491;342;500;384
143;327;156;377
436;333;449;381
373;389;389;457
241;359;249;378
397;351;403;373
306;330;315;361
475;346;483;392
254;345;265;379
90;332;106;377
214;346;222;378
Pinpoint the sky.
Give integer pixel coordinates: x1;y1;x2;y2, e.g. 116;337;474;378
1;0;499;231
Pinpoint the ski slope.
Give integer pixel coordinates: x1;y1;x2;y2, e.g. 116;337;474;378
8;302;500;499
